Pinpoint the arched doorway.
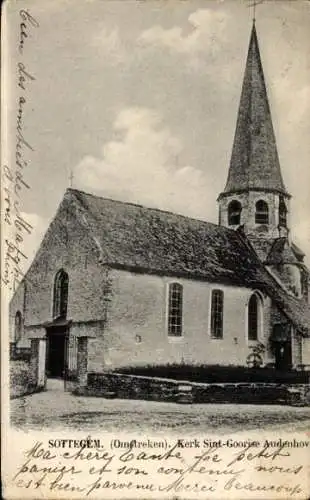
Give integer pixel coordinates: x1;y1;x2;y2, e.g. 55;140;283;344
45;269;70;388
270;323;292;371
46;326;68;379
44;317;72;390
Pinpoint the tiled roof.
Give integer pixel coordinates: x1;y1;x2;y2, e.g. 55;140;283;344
247;237;274;262
291;242;305;262
69;188;310;335
266;238;299;265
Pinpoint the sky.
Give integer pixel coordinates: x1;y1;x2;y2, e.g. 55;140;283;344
3;0;310;273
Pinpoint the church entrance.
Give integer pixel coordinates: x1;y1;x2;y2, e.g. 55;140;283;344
274;341;292;371
270;323;292;371
46;326;68;379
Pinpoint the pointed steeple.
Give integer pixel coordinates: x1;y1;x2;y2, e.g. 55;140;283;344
222;22;289;196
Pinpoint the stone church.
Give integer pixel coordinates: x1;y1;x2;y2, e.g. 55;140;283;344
10;22;310;382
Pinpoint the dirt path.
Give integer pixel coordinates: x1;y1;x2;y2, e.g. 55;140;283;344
10;381;310;434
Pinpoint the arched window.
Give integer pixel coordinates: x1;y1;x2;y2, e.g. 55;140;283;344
255;200;269;224
279;196;287;227
210;289;224;338
15;311;22;342
228;201;242;226
53;269;69;319
248;294;260;341
168;283;183;336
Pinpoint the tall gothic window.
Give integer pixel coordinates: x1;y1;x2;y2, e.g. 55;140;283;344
248;294;259;341
53;269;69;319
255;200;269;224
228;200;242;226
210;290;224;338
168;283;183;336
279;196;287;227
15;311;22;342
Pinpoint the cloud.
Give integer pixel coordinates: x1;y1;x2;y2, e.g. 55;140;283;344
285;85;310;127
91;27;129;65
74;107;213;219
73;105;310;265
138;8;230;60
90;9;230;68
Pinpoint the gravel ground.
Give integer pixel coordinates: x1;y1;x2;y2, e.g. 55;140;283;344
10;381;310;434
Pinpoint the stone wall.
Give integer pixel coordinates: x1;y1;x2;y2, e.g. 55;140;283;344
10;339;45;399
10;360;33;399
77;337;88;389
218;191;290;240
302;338;310;369
82;372;310;406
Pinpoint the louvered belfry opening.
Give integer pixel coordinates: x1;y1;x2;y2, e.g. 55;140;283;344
228;200;242;225
255;200;269;224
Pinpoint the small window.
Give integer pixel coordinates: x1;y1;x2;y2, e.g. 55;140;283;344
255;200;269;224
53;269;69;319
15;311;22;342
228;200;242;226
279;196;287;228
168;283;183;336
210;290;224;338
248;294;259;341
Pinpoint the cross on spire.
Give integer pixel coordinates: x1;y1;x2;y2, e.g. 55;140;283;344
248;0;264;23
69;169;74;188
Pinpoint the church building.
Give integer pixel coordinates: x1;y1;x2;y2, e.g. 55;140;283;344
10;22;310;382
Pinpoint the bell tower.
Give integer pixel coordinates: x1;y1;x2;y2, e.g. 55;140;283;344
218;21;291;253
218;21;309;300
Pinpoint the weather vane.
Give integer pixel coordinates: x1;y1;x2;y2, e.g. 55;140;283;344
69;169;74;188
248;0;264;22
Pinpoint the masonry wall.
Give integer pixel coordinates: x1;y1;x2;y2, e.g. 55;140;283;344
97;269;272;369
291;328;302;368
302;338;310;368
218;191;290;240
9;193;111;345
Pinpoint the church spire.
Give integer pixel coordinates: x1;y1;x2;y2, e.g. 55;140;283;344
221;22;288;197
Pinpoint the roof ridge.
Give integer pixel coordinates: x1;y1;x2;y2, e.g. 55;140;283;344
67;187;233;233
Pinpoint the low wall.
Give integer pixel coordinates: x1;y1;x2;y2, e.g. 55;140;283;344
10;360;40;399
10;343;31;362
74;372;310;406
116;364;310;384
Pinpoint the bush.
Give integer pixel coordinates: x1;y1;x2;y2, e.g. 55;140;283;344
10;360;32;398
115;364;309;384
